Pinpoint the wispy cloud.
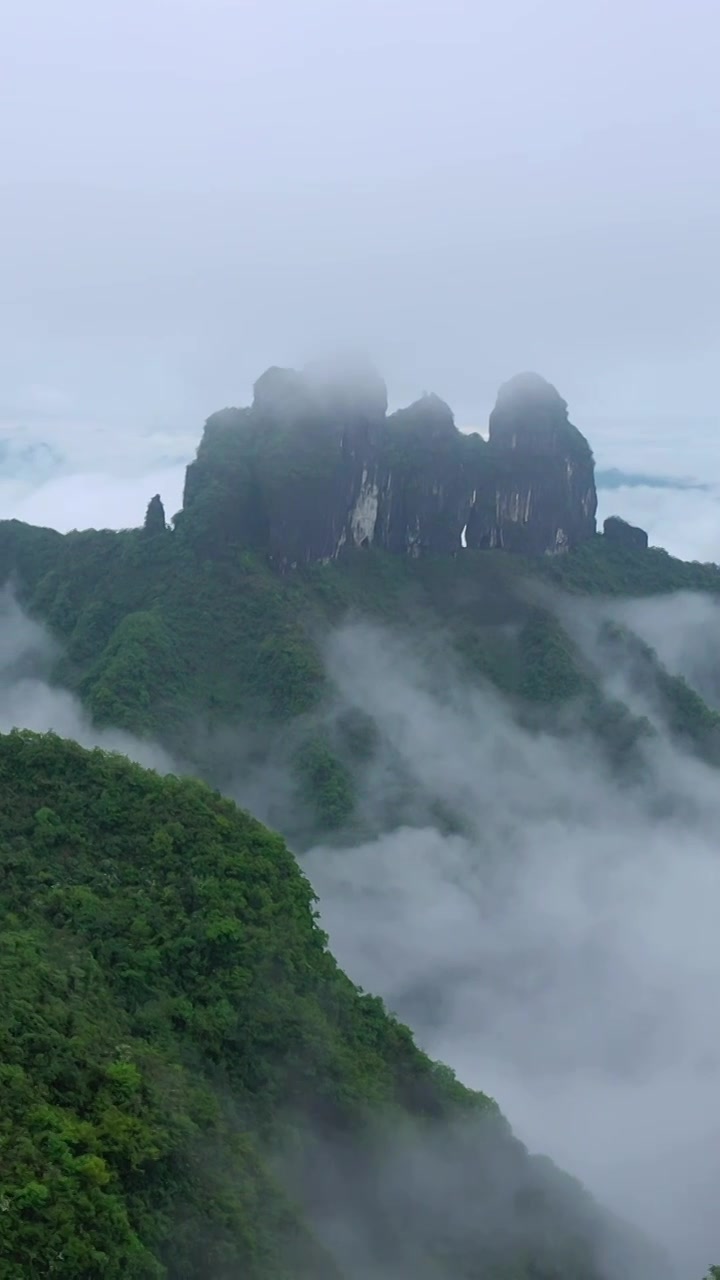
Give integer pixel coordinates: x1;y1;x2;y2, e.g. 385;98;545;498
303;615;720;1275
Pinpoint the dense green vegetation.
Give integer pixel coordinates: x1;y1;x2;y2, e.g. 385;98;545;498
1;480;718;1276
0;729;461;1276
543;535;720;597
2;515;718;839
0;728;655;1279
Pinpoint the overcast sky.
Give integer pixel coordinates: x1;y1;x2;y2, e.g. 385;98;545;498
2;0;720;539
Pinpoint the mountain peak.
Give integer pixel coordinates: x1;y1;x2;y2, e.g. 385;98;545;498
489;371;591;462
495;371;567;408
183;364;597;565
252;366;309;415
303;355;388;419
392;392;457;438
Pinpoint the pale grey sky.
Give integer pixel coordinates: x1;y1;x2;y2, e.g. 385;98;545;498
1;0;720;537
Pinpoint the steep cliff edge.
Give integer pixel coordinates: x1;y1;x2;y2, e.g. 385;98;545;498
181;364;598;564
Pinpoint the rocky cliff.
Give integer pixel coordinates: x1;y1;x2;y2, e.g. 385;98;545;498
603;515;649;551
181;363;598;565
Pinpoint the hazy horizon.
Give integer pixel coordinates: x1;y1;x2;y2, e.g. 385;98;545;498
3;0;720;552
1;360;718;562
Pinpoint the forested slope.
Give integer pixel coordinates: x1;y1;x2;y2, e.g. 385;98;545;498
0;728;664;1279
0;368;718;1276
2;516;719;838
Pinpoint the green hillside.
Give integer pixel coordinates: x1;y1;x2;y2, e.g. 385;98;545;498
0;728;660;1279
1;516;719;840
0;406;717;1276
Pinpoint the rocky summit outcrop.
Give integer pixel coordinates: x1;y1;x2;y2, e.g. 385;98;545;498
181;363;598;566
603;515;649;551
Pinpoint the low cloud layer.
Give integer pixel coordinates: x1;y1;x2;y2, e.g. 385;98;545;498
3;581;720;1275
303;614;720;1277
597;483;720;563
0;418;189;531
0;589;176;772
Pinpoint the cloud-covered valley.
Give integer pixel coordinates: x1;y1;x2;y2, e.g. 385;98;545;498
3;577;720;1276
302;612;720;1277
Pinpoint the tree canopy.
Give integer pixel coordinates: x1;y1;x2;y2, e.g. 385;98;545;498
0;727;666;1278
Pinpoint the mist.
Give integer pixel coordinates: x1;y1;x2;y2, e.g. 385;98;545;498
0;588;177;772
5;568;720;1273
4;0;720;1272
4;567;720;1271
596;484;720;564
301;612;720;1277
607;592;720;712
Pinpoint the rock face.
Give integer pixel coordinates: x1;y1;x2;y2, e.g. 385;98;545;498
142;494;167;536
603;515;649;551
181;363;598;566
482;372;597;554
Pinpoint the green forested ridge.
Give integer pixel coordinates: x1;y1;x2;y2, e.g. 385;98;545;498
543;536;720;597
1;516;719;836
0;477;718;1276
0;728;655;1279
